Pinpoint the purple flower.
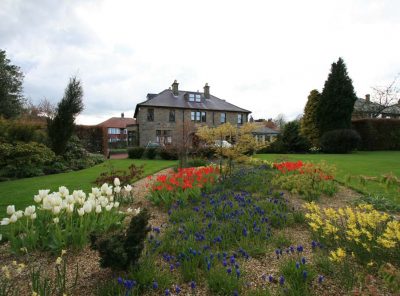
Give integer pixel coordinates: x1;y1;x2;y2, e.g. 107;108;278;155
242;227;248;237
175;285;181;294
236;269;241;278
223;259;227;267
268;275;274;283
227;267;232;274
302;270;308;280
190;281;196;289
301;257;306;265
295;262;300;269
233;291;239;296
297;245;303;253
261;274;267;281
311;241;317;249
318;275;324;284
279;276;285;286
153;281;158;289
165;289;170;296
153;227;160;233
117;277;123;284
170;264;174;271
230;256;236;264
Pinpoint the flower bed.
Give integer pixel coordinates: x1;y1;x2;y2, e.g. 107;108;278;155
146;166;219;206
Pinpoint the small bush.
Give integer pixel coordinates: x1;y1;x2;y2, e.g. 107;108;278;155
146;147;157;159
159;146;178;160
187;158;208;167
94;163;144;187
91;209;151;271
128;147;145;159
320;129;360;153
191;146;215;159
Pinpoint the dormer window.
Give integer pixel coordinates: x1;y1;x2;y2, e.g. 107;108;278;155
188;93;201;102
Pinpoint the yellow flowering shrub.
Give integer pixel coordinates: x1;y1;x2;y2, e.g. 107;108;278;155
305;202;400;266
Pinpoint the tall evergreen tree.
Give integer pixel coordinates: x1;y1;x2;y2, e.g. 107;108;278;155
0;49;25;119
47;76;84;155
301;89;321;146
317;58;357;134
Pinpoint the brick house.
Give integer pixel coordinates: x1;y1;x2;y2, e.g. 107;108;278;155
353;94;400;119
132;81;251;147
98;113;136;147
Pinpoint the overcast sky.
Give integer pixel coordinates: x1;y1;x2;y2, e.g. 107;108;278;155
1;0;399;124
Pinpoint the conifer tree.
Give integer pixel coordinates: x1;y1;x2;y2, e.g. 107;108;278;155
301;89;321;146
317;58;357;135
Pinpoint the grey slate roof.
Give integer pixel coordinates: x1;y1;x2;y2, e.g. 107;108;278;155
134;89;251;117
253;126;280;135
354;98;400;115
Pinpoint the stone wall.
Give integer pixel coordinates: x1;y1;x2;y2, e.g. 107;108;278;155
136;106;248;147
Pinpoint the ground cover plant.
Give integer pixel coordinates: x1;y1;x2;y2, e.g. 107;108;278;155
0;159;177;216
255;151;400;202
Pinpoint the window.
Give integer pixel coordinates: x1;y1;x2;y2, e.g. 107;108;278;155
220;112;226;123
189;93;201;102
238;114;243;124
156;130;172;144
195;94;201;102
147;108;154;121
191;111;206;122
169;109;175;122
108;128;120;134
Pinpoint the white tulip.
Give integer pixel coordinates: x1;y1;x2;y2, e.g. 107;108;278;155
95;205;102;214
34;195;42;203
42;197;52;210
126;208;133;213
101;183;109;194
1;218;10;225
106;188;113;196
7;205;15;215
66;204;74;214
83;202;92;213
30;213;37;220
58;186;69;197
53;217;59;224
124;184;132;192
105;205;112;211
10;214;18;223
100;199;108;207
15;211;23;219
24;206;35;217
52;206;61;215
77;208;85;217
91;187;100;197
114;178;120;186
39;189;50;198
114;186;121;194
66;195;75;204
114;202;120;208
109;196;114;202
134;208;141;215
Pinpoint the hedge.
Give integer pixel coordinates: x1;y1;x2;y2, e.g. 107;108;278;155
75;125;107;154
352;119;400;151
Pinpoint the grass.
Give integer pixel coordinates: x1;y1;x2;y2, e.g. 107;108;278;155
255;151;400;203
0;159;176;216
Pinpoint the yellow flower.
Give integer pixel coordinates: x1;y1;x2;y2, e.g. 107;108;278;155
32;292;38;296
367;261;374;267
55;257;62;265
329;247;346;262
61;249;67;256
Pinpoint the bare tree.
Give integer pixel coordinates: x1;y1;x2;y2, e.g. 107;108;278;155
370;74;400;117
38;97;56;118
273;113;286;130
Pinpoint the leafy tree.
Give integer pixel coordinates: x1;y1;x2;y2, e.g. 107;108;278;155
281;120;310;152
301;89;321;146
0;49;25;119
47;76;84;155
317;58;357;134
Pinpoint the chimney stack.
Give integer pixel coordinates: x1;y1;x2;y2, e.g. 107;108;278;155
121;112;124;118
172;80;179;96
204;83;210;99
365;94;370;102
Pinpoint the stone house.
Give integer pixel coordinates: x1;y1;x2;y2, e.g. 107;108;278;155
353;94;400;119
131;81;251;147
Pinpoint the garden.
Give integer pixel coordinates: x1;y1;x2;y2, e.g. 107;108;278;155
1;153;399;295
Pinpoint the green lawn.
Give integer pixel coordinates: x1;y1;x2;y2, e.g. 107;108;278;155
0;159;176;216
255;151;400;202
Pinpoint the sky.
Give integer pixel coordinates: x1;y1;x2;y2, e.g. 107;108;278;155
1;0;399;125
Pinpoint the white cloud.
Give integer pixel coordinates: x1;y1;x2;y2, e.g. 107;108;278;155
1;0;399;125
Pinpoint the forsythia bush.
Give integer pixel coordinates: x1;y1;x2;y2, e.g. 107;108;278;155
272;161;337;200
0;178;137;253
304;202;400;266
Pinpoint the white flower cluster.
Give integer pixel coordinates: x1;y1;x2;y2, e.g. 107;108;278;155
1;178;136;226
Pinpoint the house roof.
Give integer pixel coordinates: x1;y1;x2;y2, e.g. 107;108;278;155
134;89;251;117
354;98;400;115
253;126;280;135
97;117;136;128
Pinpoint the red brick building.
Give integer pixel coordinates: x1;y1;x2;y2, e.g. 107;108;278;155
97;113;136;148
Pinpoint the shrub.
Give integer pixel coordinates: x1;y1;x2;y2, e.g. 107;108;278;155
0;142;55;178
281;121;310;153
320;129;360;153
146;147;157;159
75;124;106;154
187;158;208;167
159;146;178;160
191;146;215;159
91;208;151;271
0;118;46;144
94;163;144;190
128;147;145;159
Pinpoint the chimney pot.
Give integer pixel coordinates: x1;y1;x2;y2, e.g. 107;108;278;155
204;83;210;99
365;94;370;102
121;112;124;118
172;80;179;96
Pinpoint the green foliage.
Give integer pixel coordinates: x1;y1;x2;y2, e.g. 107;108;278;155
301;89;321;146
47;76;84;155
206;264;242;295
145;147;157;159
91;209;151;271
128;147;145;159
187;158;208;167
159;146;178;160
378;263;400;293
0;49;25;119
281;121;310;153
352;118;400;150
75;124;106;154
317;58;357;135
0;118;46;143
0;142;55;178
320;129;361;153
279;258;316;296
94;163;144;187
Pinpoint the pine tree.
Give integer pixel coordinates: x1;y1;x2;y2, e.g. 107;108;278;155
301;89;321;146
317;58;357;135
47;76;84;155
